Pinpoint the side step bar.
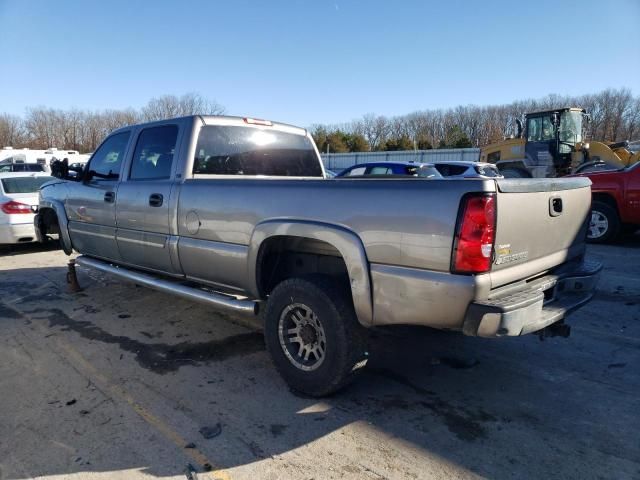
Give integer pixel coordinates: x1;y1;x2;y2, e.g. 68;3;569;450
74;256;259;316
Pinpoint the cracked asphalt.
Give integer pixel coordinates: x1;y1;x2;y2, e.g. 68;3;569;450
0;236;639;480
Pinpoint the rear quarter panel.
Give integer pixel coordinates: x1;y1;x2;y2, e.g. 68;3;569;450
176;178;497;288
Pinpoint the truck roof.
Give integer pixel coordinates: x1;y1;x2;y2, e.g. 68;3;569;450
525;107;586;116
111;115;308;137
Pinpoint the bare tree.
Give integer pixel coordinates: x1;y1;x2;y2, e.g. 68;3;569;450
141;93;225;122
0;114;25;147
312;88;640;151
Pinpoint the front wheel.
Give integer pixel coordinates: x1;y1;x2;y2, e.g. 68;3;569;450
264;276;368;397
588;201;620;243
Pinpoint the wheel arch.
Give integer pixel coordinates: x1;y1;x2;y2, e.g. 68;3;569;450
247;220;373;327
591;192;619;213
37;199;73;255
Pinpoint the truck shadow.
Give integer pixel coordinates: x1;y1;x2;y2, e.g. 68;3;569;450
0;239;61;257
0;266;637;479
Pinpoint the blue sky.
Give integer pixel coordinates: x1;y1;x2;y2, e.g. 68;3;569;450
0;0;638;127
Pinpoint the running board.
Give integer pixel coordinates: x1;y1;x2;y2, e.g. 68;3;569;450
74;256;259;316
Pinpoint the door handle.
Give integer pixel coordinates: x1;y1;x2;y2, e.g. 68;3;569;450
104;191;115;203
549;197;563;217
149;193;164;207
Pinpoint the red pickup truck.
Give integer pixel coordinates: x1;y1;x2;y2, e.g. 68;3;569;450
576;162;640;242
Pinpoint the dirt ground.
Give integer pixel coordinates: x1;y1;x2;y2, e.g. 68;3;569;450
1;236;639;480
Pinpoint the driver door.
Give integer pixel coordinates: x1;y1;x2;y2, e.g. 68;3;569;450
65;131;131;261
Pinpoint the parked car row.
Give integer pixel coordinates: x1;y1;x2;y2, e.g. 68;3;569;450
331;160;502;179
328;159;639;243
1;135;638;246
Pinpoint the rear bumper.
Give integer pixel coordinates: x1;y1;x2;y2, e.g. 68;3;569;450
0;222;37;244
462;258;602;337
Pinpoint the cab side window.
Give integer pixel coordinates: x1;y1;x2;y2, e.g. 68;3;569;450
130;125;178;180
527;116;555;142
87;132;130;180
368;166;391;175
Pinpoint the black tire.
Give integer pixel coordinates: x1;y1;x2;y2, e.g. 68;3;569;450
588;201;620;243
500;168;531;178
264;275;368;397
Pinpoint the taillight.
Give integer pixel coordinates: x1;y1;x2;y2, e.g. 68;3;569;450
452;194;496;274
1;201;32;215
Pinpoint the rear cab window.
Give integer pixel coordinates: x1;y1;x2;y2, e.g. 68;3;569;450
193;125;322;177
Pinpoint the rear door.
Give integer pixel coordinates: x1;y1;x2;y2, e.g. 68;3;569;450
115;123;182;274
65;131;131;261
490;177;591;288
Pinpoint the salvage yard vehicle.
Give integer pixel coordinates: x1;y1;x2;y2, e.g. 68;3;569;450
431;160;502;179
336;161;442;178
480;107;640;178
572;162;640;243
336;160;501;179
36;115;602;396
0;172;54;244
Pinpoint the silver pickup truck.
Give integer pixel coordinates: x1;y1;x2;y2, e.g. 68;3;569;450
36;115;602;396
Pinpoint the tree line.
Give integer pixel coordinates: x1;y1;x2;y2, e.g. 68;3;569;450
1;88;637;154
311;88;640;153
0;93;224;153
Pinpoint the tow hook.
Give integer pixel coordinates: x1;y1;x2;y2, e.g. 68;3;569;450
539;322;571;340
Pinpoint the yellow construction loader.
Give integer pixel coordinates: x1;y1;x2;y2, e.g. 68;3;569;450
479;107;640;177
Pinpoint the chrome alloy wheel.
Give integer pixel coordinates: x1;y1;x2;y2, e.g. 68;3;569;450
589;210;609;239
278;303;327;371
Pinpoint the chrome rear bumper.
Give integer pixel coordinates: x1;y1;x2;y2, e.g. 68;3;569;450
462;259;602;337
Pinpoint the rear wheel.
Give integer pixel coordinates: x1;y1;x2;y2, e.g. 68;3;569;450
264;276;368;397
588;201;620;243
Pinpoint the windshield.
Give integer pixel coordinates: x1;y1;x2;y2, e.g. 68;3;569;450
559;111;583;143
1;176;54;194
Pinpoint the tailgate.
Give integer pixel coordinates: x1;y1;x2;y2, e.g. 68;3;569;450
490;177;591;288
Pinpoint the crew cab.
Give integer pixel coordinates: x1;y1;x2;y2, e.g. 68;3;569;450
573;162;640;242
36;115;602;396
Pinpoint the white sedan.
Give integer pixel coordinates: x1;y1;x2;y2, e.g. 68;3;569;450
0;172;54;244
432;161;503;178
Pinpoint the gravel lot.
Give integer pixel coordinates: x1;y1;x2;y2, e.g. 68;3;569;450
1;237;639;480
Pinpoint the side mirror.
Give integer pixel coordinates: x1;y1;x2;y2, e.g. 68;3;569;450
82;169;95;183
50;159;69;179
